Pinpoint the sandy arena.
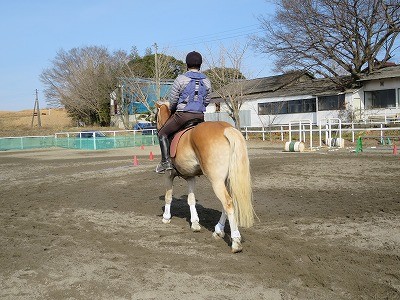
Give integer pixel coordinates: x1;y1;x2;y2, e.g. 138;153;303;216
0;141;399;299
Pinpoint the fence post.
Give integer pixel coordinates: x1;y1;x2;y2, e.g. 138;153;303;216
93;134;97;150
299;121;303;142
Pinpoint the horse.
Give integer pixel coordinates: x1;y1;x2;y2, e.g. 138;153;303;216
155;103;254;253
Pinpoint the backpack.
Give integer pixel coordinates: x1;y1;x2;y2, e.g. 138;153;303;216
178;72;208;112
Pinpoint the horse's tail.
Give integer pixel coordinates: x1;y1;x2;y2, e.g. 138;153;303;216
224;127;254;228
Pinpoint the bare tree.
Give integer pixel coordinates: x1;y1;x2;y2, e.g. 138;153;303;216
113;47;184;128
41;46;127;125
204;44;248;130
254;0;400;82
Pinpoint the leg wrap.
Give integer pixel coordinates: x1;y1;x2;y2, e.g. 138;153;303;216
163;203;171;220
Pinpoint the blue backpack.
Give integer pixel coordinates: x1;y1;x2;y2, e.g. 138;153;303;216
178;71;208;112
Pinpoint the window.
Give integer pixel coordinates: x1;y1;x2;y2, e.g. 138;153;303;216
258;102;288;115
288;100;302;113
258;103;270;115
318;94;345;111
364;89;396;109
258;98;316;115
303;98;316;112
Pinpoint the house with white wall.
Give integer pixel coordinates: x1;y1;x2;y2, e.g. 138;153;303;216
206;66;400;127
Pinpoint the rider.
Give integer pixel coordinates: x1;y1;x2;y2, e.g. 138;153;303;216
156;51;212;173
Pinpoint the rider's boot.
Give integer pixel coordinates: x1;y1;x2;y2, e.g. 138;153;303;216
156;135;173;173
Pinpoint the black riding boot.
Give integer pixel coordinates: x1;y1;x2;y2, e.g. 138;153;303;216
156;135;173;173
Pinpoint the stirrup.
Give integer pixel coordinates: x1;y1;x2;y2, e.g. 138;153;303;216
155;161;173;174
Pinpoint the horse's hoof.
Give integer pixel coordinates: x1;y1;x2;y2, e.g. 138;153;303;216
162;218;171;224
212;231;225;240
231;238;243;253
191;221;201;232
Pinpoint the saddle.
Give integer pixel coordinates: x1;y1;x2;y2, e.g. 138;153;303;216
170;118;203;158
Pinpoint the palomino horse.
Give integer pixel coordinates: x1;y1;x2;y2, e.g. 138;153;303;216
156;103;254;253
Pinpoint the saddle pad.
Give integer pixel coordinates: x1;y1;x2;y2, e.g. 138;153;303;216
170;127;194;158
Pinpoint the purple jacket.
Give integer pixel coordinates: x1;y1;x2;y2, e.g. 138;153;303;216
168;70;212;113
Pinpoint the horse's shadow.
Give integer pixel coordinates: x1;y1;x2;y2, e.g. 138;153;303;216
158;195;232;245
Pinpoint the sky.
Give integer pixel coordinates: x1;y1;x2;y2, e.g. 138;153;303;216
0;0;275;111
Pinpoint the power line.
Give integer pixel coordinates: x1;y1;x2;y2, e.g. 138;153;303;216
168;24;259;44
163;25;262;49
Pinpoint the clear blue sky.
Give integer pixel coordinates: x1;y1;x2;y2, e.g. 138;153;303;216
0;0;275;111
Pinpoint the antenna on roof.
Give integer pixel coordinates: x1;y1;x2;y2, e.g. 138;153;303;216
31;89;42;128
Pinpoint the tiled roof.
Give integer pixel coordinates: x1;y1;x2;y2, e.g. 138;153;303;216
210;65;399;103
358;65;400;81
211;72;355;102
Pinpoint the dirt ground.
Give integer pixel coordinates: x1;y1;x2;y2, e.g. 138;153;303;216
0;141;399;299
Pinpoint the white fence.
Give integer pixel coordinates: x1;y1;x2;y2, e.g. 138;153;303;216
242;121;400;149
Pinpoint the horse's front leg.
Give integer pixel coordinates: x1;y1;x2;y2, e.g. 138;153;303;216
187;177;201;232
162;172;174;224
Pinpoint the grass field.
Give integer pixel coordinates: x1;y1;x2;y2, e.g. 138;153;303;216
0;109;114;137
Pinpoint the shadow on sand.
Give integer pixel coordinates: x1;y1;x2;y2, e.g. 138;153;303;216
158;194;233;246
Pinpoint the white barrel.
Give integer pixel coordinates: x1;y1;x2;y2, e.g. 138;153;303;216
284;141;305;152
327;138;345;148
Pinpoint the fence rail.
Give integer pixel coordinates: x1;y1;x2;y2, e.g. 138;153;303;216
1;130;158;151
1;122;399;151
242;122;400;149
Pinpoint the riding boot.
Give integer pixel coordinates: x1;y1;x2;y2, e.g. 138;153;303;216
156;135;173;173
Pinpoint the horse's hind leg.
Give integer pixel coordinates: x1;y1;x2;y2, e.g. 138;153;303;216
187;177;201;232
212;211;227;239
211;181;242;253
162;172;174;224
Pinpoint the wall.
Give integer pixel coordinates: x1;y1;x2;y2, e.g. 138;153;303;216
359;77;400;119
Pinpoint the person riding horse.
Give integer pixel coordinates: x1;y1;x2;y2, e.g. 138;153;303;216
156;51;212;174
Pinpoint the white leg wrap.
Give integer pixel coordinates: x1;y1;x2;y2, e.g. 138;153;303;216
163;204;171;220
189;204;199;223
215;222;225;234
231;230;241;239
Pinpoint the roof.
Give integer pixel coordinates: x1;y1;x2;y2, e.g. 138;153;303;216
244;77;353;100
211;72;355;102
358;65;400;81
212;71;314;98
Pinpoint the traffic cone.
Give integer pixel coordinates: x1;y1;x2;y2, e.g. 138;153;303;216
133;155;139;166
393;144;398;155
149;151;154;160
140;145;144;150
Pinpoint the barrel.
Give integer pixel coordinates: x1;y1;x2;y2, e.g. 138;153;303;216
284;141;305;152
327;138;345;148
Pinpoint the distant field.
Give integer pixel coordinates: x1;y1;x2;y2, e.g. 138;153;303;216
0;109;75;137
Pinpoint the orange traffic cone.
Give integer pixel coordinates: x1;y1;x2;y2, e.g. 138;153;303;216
393;144;398;155
140;145;144;150
149;151;154;160
133;155;139;166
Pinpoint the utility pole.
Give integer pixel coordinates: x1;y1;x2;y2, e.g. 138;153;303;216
153;43;160;101
31;89;42;128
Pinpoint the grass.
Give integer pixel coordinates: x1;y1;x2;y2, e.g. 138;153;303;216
0;109;118;137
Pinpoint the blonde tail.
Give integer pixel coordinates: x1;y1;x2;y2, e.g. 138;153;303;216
224;127;254;228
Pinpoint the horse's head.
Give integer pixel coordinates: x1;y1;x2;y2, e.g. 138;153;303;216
155;102;171;130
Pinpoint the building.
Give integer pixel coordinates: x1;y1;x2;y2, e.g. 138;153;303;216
206;66;400;127
110;77;174;128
